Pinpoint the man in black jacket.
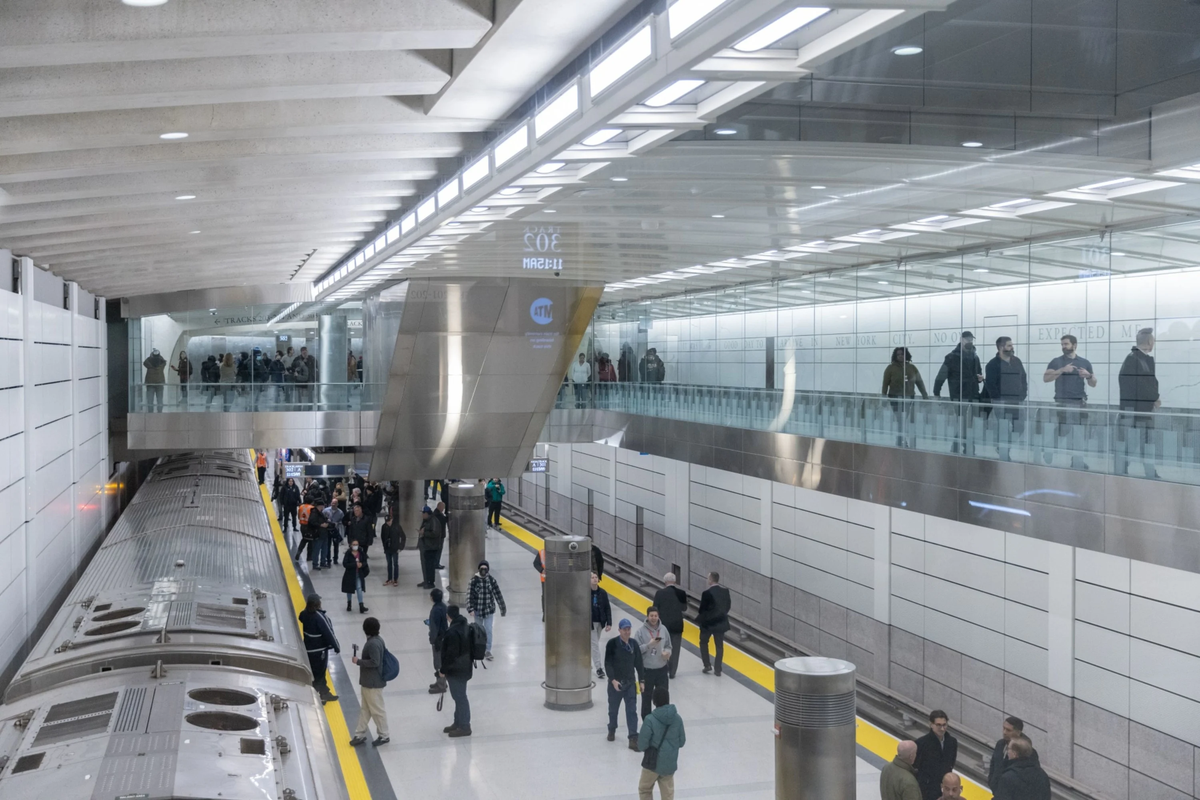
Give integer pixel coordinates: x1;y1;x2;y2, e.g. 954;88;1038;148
298;594;340;703
439;605;474;737
1117;327;1161;479
281;478;301;533
697;572;730;676
914;710;958;800
987;716;1028;790
347;503;374;557
604;619;644;749
993;736;1050;800
653;572;688;679
590;572;612;679
933;331;984;455
984;337;1028;462
427;588;448;694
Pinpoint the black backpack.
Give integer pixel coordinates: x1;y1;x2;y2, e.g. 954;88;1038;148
467;621;488;662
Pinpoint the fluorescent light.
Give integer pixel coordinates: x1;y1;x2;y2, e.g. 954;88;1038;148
471;206;489;213
962;141;983;148
159;132;188;140
712;214;725;218
544;209;557;213
589;25;653;98
714;128;738;135
374;235;386;253
536;162;566;174
462;156;490;189
365;242;376;258
418;196;437;222
401;213;416;234
189;230;201;234
535;85;580;139
669;0;731;37
498;187;522;196
878;281;889;285
891;45;923;56
733;7;830;52
122;0;168;6
916;215;949;224
1077;177;1136;191
645;79;705;107
386;224;400;244
437;179;460;207
974;268;989;273
610;176;629;182
987;198;1031;209
582;128;622;146
494;126;529;167
175;194;195;200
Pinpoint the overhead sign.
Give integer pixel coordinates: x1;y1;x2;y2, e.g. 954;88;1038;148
510;222;577;271
284;464;303;478
527;458;548;473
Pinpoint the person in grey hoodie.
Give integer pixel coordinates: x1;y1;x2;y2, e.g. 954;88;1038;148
349;616;390;747
634;606;672;720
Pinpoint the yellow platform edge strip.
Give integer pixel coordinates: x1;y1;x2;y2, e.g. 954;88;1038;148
253;452;372;800
499;516;992;800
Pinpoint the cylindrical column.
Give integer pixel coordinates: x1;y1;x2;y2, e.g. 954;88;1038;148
317;314;348;409
774;657;857;800
393;480;424;549
543;535;593;710
446;481;486;606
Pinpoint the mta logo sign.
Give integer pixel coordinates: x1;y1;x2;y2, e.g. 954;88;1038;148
530;297;553;325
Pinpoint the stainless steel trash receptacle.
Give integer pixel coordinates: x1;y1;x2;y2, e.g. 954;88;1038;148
774;657;856;800
447;481;486;606
543;535;593;710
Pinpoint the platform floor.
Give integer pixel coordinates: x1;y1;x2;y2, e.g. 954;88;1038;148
296;522;885;799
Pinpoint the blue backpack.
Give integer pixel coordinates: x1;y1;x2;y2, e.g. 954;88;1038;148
381;646;400;683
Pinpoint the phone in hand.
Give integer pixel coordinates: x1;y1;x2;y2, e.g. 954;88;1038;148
353;644;358;657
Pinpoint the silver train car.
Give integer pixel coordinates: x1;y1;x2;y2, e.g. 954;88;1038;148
0;451;349;800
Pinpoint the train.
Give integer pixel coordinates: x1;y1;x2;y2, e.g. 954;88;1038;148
0;450;349;800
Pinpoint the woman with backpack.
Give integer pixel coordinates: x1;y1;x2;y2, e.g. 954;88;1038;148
636;686;686;799
342;539;370;613
349;616;390;747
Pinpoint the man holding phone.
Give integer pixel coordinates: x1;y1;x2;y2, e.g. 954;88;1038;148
1043;334;1096;470
634;606;671;720
604;619;645;750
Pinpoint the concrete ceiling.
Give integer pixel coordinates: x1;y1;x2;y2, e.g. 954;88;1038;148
0;0;641;298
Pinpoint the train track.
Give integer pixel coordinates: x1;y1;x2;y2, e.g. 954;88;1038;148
504;504;1098;800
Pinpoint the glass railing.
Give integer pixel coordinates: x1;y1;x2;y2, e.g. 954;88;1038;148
130;381;382;413
556;381;1200;484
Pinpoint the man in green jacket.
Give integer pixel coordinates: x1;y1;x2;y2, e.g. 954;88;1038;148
881;740;922;800
637;686;685;800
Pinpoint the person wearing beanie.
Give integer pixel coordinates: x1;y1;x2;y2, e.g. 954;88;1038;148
426;588;448;694
604;618;644;750
467;559;506;661
297;594;340;703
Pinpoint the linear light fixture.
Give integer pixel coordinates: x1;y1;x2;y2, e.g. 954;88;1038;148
582;128;622;146
668;0;731;38
417;196;437;223
644;79;705;107
401;213;416;234
437;179;460;207
536;162;566;174
386;224;400;244
462;156;490;189
589;25;653;98
494;125;530;167
733;7;830;52
535;85;580;139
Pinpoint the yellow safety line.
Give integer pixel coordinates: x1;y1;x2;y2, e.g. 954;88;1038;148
499;516;992;800
253;452;372;800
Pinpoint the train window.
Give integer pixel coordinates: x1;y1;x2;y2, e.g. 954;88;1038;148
209;660;222;666
11;753;44;773
240;738;267;755
232;598;249;605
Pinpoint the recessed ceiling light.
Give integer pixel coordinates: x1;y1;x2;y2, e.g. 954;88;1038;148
123;0;169;5
175;194;196;200
878;280;889;285
962;141;984;148
159;132;188;140
734;7;831;52
536;162;566;174
498;187;522;196
544;209;557;213
611;177;629;182
974;268;989;273
471;206;489;213
582;128;622;146
1111;252;1127;257
189;230;201;234
644;79;705;107
714;128;738;135
810;185;826;189
891;45;923;56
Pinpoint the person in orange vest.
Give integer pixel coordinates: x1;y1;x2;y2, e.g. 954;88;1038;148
256;451;268;485
533;547;546;622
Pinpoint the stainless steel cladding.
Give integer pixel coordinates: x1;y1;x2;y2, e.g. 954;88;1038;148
0;668;347;800
774;657;857;800
447;481;487;607
542;535;593;710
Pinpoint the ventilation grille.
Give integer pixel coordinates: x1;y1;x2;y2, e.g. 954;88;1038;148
33;693;118;746
11;753;44;773
194;604;248;630
114;688;147;733
775;689;856;728
167;602;193;628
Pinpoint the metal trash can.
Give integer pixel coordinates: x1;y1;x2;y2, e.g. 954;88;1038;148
446;481;486;607
542;534;593;710
774;657;856;800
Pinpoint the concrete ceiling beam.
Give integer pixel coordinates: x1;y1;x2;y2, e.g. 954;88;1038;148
4;176;419;206
28;228;368;260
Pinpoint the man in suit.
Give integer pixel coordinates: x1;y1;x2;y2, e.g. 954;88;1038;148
914;710;958;800
697;571;730;676
988;716;1024;790
652;573;688;679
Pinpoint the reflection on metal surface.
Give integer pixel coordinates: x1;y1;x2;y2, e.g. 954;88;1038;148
968;500;1031;517
121;283;312;318
370;278;602;479
127;410;375;452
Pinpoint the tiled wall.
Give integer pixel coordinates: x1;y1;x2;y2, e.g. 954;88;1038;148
518;440;1200;799
0;261;118;686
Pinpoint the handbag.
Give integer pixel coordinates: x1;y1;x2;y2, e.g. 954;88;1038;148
640;724;661;771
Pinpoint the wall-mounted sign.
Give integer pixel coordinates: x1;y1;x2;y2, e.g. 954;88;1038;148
527;458;548;473
285;464;304;477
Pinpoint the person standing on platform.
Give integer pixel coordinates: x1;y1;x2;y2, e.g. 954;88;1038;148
170;350;192;408
466;559;506;661
653;573;687;679
984;337;1028;462
323;498;344;568
281;477;301;534
590;572;612;679
932;331;984;455
293;499;323;565
604;619;644;750
636;685;686;800
143;348;167;412
938;773;963;799
417;506;442;589
298;594;340;704
347;503;374;558
342;539;369;613
379;507;404;586
348;616;389;747
570;352;592;407
440;605;474;738
432;500;449;569
880;740;922;800
426;588;448;694
634;607;672;719
1043;335;1096;469
256;450;268;485
591;541;606;581
485;478;506;528
992;736;1050;800
988;716;1026;790
914;710;958;800
310;500;334;571
534;546;546;621
1117;327;1161;479
697;572;730;676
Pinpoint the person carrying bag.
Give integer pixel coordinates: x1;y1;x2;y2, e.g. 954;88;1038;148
636;685;686;799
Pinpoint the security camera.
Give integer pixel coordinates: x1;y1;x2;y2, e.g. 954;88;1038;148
554;271;561;277
568;541;579;552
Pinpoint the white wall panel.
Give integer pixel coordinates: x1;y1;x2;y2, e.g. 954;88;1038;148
0;388;23;439
33;416;71;469
31;382;72;427
35;454;72;512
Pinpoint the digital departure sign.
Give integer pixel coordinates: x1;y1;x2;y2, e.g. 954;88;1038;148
515;223;577;271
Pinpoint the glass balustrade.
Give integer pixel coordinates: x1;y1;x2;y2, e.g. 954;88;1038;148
131;380;382;413
556;381;1200;485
